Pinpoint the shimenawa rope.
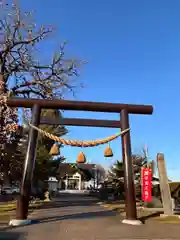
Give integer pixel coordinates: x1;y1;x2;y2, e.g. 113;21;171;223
0;95;130;146
28;123;130;147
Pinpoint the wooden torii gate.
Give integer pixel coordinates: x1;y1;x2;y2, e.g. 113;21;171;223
6;98;153;226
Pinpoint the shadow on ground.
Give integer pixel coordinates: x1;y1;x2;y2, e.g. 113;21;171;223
2;209;118;231
39;199;99;209
37;209;117;223
0;231;25;240
139;211;163;223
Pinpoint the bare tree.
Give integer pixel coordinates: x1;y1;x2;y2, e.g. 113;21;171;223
0;1;84;146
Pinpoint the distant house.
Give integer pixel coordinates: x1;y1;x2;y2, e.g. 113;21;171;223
48;177;59;191
48;163;106;191
152;176;172;185
151;176;161;185
152;181;180;199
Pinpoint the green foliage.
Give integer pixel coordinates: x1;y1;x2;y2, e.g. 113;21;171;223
0;108;67;186
107;161;124;199
132;153;148;180
107;151;154;198
143;196;162;208
38;109;67;152
108;160;124;188
31;109;67;184
0;127;26;185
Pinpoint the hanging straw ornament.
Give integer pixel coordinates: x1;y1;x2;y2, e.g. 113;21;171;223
104;144;113;157
49;143;60;156
76;151;86;163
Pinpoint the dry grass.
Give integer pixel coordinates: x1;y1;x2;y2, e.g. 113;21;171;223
102;202;163;222
158;215;180;223
0;200;45;224
0;200;44;212
103;202;142;210
103;202;180;223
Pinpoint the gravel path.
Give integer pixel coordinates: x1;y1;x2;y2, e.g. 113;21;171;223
1;194;180;240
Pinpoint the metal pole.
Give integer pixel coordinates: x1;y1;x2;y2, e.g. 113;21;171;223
93;165;96;189
16;104;41;220
96;169;98;188
120;109;137;220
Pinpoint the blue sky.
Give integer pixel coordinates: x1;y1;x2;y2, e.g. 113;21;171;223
19;0;180;180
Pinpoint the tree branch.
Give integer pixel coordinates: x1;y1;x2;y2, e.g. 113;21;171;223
0;2;85;101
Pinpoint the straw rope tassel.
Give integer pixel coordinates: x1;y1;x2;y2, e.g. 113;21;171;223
28;123;130;147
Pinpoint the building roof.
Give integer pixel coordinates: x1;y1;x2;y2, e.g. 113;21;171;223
56;163;96;180
153;181;180;198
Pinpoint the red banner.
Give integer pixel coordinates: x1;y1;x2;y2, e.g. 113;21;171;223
141;168;152;202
